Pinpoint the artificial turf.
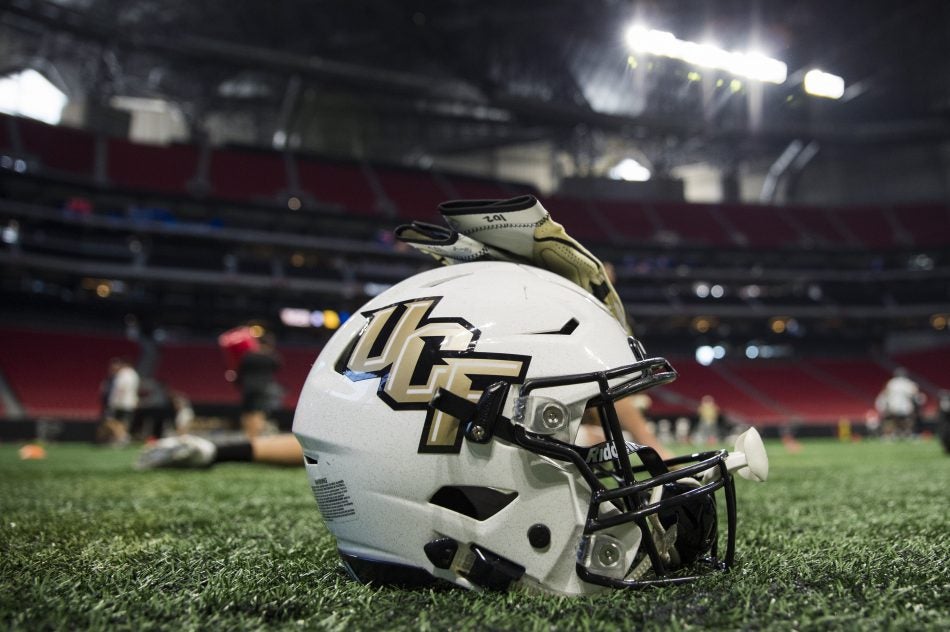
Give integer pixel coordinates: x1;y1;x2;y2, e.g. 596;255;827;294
0;439;947;631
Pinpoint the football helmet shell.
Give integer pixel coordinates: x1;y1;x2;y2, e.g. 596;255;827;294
294;261;737;595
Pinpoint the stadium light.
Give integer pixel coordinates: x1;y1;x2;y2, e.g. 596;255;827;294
803;69;844;99
608;157;651;182
695;345;715;366
0;69;68;124
624;24;787;84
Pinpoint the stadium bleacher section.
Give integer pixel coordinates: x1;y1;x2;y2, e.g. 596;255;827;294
17;116;96;179
545;196;613;243
296;156;380;215
655;359;787;424
276;347;317;409
0;328;139;419
651;201;734;247
442;174;521;200
834;206;904;249
895;203;950;247
892;346;950;390
4;113;950;251
724;361;871;423
591;199;659;243
209;147;288;203
722;203;800;248
2;112;948;433
805;358;893;402
375;168;449;222
154;342;239;406
107;138;200;195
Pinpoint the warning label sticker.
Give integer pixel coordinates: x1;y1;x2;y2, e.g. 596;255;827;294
311;478;358;523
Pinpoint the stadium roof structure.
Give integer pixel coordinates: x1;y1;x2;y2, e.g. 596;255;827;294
3;0;950;171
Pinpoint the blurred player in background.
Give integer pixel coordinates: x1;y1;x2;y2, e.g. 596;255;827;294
236;333;283;438
937;390;950;454
137;393;672;469
97;357;139;446
694;395;720;446
875;368;924;438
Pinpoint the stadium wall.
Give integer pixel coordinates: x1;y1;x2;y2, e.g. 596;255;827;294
792;141;950;205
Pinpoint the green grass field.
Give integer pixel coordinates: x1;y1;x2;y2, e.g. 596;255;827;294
1;439;948;631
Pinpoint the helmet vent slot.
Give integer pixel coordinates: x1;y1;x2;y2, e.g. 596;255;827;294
429;486;518;521
420;272;475;288
528;318;579;336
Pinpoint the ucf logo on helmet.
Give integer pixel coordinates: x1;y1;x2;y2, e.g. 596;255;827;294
341;297;529;453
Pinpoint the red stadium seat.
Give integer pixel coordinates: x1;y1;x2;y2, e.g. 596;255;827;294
832;206;900;248
790;206;851;246
806;358;892;402
655;359;786;424
651;202;733;246
896;204;950;247
725;361;871;423
592;200;658;242
546;196;612;243
276;346;319;409
0;329;139;419
0;113;13;151
209;147;288;202
892;346;950;390
444;175;532;200
17;117;95;178
108;138;199;194
155;342;320;409
154;342;239;405
297;157;380;215
375;168;448;222
720;203;801;248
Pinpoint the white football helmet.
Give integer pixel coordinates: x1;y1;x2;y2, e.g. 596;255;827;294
294;261;743;595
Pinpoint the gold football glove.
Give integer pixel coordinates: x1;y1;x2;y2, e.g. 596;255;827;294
395;195;629;332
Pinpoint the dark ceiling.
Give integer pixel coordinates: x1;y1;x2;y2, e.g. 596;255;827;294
3;0;950;169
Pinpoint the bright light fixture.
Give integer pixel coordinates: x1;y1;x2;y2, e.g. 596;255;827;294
609;157;651;182
0;69;68;124
803;69;845;99
695;345;715;366
624;25;787;84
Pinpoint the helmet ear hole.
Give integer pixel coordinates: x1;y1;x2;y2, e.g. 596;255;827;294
429;486;518;521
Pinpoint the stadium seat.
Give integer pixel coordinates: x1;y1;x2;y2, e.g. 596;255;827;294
17;117;96;178
592;200;659;242
546;196;612;243
720;203;801;248
651;202;733;246
444;175;523;200
896;204;950;247
297;157;380;215
209;147;288;202
154;342;239;405
806;358;892;402
789;206;851;246
0;113;13;151
108;138;199;194
833;206;901;248
655;359;786;424
892;346;950;390
725;361;871;422
0;329;138;419
276;346;319;409
374;168;448;222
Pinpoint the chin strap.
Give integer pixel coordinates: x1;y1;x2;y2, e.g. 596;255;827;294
395;195;630;333
628;485;680;580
